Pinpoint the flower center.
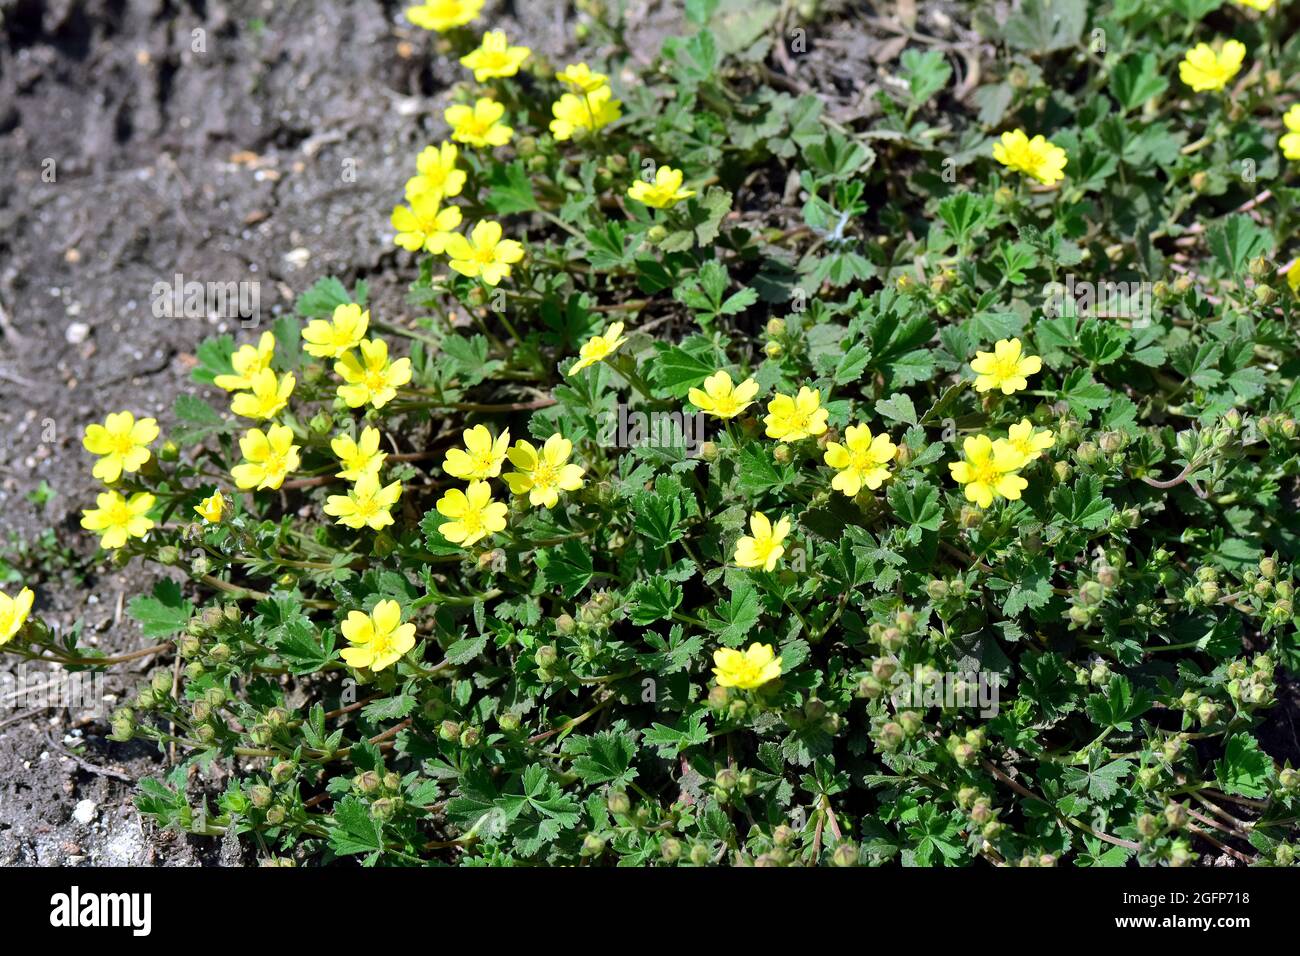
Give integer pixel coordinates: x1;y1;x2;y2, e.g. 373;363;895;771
365;368;389;391
460;510;485;535
111;433;137;455
971;459;1001;487
533;461;559;489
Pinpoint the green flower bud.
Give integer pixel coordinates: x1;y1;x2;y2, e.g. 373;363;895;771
1279;768;1300;791
1078;581;1105;606
660;837;682;863
1098;431;1126;455
159;440;180;462
855;675;883;699
773;825;794;846
534;644;558;669
773;443;792;464
1164;803;1188;829
264;805;286;826
439;720;461;743
1089;661;1111;685
689;843;712;866
699;440;719;461
1275;845;1295;866
1168;839;1195;867
249;785;273;809
766;318;786;337
764;340;784;359
460;726;481;747
898;711;923;736
831;843;859;867
1075;441;1101;465
646;224;668;244
926;579;950;601
271;761;295;784
607;791;631;816
877;722;905;752
208;643;231;665
498;712;520;733
715;768;739;791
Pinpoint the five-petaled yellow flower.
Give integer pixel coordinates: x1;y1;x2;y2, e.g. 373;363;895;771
503;433;586;509
1179;40;1246;93
823;424;897;496
0;587;35;646
405;142;466;204
436;480;509;548
303;303;369;359
764;387;829;441
1234;0;1273;8
340;599;417;672
567;321;628;375
392;192;463;254
81;490;156;550
194;491;225;524
1287;259;1300;295
231;368;295;420
214;331;276;391
992;129;1068;186
82;411;159;483
445;98;513;148
949;435;1028;509
460;30;530;82
734;511;791;572
443;424;511;480
556;62;608;93
445;220;525;286
324;473;403;531
627;166;695;209
713;642;782;689
550;85;622;141
1280;105;1300;162
332;426;387;481
689;370;759;420
1002;419;1055;467
231;423;301;491
404;0;482;32
335;338;412;410
970;338;1042;395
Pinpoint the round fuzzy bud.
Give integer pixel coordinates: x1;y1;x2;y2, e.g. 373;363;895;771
1098;431;1126;455
898;711;923;736
1096;566;1119;588
764;341;784;359
690;843;711;866
715;768;739;791
249;785;273;809
581;833;607;857
773;825;794;847
271;761;295;785
460;726;481;747
534;644;558;669
1075;441;1101;465
832;843;859;867
439;720;461;743
855;675;883;699
1079;581;1105;607
877;722;905;752
926;579;950;601
660;838;682;863
1164;803;1188;829
265;806;286;826
773;443;792;464
766;318;787;337
607;791;631;816
699;440;719;461
1279;768;1300;791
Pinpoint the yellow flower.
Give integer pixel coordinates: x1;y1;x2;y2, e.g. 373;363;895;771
335;338;412;410
627;165;695;209
948;435;1027;509
567;321;628;375
460;30;530;82
82;411;159;483
340;599;417;672
303;303;370;359
231;423;301;491
214;331;276;391
556;62;608;93
332;426;387;481
194;491;225;523
970;338;1042;395
1280;105;1300;161
445;98;513;148
992;129;1068;186
763;386;829;441
1179;40;1246;93
443;424;510;480
688;370;759;419
404;0;482;32
445;220;525;286
503;433;586;508
734;511;791;572
392;192;463;254
1002;419;1055;467
1234;0;1272;11
80;490;155;549
549;85;622;141
823;424;896;496
405;142;466;204
0;587;35;646
435;480;508;548
713;642;782;689
1287;259;1300;295
324;473;403;531
231;367;295;420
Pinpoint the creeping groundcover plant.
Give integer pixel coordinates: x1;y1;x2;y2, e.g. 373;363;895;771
8;0;1300;867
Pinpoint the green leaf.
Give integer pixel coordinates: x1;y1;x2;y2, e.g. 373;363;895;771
1214;734;1271;799
328;796;385;861
127;580;194;638
1109;53;1168;111
485;161;539;214
535;539;594;598
565;729;639;787
874;392;918;426
900;49;952;108
629;575;683;625
1207;214;1273;275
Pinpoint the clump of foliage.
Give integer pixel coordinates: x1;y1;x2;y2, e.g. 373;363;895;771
7;0;1300;866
